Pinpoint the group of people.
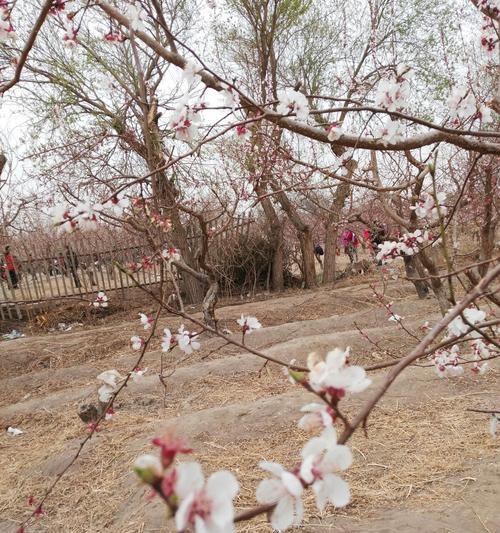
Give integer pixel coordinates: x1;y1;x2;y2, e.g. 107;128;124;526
314;221;387;265
0;244;85;290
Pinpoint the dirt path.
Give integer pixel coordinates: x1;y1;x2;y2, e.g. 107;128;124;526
0;281;498;532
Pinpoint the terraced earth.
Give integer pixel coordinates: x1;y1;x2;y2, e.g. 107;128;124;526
1;279;498;532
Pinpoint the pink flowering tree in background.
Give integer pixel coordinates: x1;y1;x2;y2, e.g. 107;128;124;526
0;0;499;531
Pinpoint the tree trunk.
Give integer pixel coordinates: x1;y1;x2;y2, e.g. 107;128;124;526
202;280;219;329
323;224;338;284
418;250;450;315
478;165;495;276
268;180;317;288
297;227;317;288
258;193;284;292
169;212;205;304
404;255;429;299
323;182;350;284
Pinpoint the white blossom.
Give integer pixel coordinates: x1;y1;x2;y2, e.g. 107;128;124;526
93;291;109;308
447;307;486;338
432;345;463;378
0;12;15;43
131;335;144;351
131;367;147;382
276;89;309;121
133;454;163;483
327;123;344;141
374;70;411;111
447;86;476;121
300;426;351;511
411;192;448;221
175;462;239;533
374;118;404;145
139;313;154;330
307;347;371;397
126;3;146;32
161;328;172;352
177;325;200;354
256;462;304;531
162;247;181;262
236;315;262;333
182;60;202;85
298;403;334;432
168;99;201;142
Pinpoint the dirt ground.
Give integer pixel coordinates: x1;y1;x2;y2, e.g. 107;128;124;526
0;275;498;533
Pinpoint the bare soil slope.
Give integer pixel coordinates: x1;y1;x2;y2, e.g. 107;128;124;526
0;280;498;532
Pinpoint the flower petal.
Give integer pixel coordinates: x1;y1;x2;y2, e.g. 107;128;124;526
259;461;284;476
256;478;283;504
271;495;295;531
175;462;204;499
281;471;303;498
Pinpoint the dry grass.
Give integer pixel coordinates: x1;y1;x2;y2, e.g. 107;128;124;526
1;279;498;532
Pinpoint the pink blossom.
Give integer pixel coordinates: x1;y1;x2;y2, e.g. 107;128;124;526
139;313;154;330
0;10;15;42
235;124;252;141
104;31;126;44
162;246;181;262
152;429;193;468
93;291;109;308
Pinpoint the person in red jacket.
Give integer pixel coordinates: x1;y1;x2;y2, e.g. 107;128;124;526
4;245;19;289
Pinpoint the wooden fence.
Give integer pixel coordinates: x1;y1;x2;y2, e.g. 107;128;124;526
0;244;164;320
0;214;256;320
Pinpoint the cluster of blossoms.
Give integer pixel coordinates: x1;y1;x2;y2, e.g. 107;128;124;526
161;325;201;355
376;230;429;263
134;431;239;533
93;291;109;308
161;246;181;263
431;307;493;378
103;30;126;44
374;65;412;111
51;203;99;233
447;86;492;125
132;346;368;531
411;192;448;221
168;98;205;142
276;89;310;121
373;118;404;145
0;3;15;42
480;16;498;53
371;64;410;145
51;196;128;234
